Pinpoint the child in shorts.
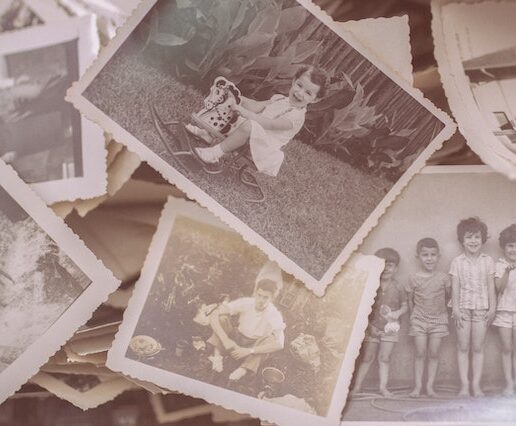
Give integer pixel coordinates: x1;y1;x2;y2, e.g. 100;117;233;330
406;238;450;397
493;224;516;396
450;217;496;397
352;247;407;397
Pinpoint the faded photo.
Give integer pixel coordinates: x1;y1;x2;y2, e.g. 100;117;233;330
118;206;377;421
0;34;82;183
0;187;91;373
433;1;516;179
81;0;450;283
342;167;516;423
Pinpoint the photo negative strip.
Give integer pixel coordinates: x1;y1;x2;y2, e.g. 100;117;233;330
0;161;120;404
68;0;455;294
0;0;68;32
342;165;516;424
432;0;516;179
107;197;383;426
0;14;105;204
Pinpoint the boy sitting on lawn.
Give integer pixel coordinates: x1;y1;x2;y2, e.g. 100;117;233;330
207;262;285;381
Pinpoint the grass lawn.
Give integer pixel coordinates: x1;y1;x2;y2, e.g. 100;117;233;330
84;48;391;280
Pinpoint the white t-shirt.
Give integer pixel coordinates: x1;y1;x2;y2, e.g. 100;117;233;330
225;297;285;345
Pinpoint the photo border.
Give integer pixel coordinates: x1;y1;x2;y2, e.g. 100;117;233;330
0;160;120;404
67;0;455;295
106;196;384;426
0;14;106;204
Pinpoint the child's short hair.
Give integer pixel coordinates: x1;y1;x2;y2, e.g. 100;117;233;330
456;217;488;244
294;65;328;99
499;224;516;248
374;247;400;265
256;279;279;296
416;237;439;254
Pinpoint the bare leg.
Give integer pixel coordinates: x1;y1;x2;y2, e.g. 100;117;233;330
499;326;514;396
378;341;396;397
426;335;443;397
195;121;251;163
513;328;516;392
471;319;488;397
456;319;471;397
352;342;378;394
410;336;427;397
220;120;251;153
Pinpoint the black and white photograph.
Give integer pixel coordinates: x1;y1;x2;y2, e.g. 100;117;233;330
0;161;120;404
106;198;383;426
432;0;516;180
0;0;67;32
342;166;516;424
0;15;106;204
69;0;454;293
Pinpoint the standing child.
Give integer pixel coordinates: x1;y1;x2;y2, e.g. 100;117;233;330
450;217;496;397
352;247;407;397
493;224;516;396
195;66;327;177
406;238;450;397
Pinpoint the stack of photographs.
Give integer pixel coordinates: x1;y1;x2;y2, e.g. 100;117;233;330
3;0;516;425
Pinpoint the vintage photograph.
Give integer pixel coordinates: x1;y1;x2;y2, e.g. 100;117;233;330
106;198;383;426
432;0;516;180
69;0;454;293
0;0;67;32
0;161;120;404
342;166;516;424
0;15;106;204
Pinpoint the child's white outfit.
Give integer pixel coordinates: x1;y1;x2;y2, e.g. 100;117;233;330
493;258;516;328
248;94;306;177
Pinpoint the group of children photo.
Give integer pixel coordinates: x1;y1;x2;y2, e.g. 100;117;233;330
352;217;516;399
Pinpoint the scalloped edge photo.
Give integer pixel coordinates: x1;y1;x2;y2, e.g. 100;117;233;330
0;13;106;204
0;160;120;404
67;0;455;295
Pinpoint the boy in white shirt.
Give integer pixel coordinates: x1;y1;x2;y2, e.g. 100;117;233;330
207;263;285;381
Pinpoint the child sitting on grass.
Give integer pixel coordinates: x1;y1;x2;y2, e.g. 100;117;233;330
195;66;327;177
450;217;496;397
493;224;516;396
406;238;450;398
352;247;407;397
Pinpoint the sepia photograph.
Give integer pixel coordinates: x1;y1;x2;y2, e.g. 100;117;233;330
0;161;120;404
0;15;106;204
342;165;516;424
432;0;516;180
107;197;383;426
69;0;454;293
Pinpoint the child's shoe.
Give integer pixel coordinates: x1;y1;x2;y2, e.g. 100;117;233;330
229;367;247;381
186;124;213;144
195;145;224;164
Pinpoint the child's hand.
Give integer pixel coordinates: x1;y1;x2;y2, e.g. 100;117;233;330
485;308;496;323
452;308;464;329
